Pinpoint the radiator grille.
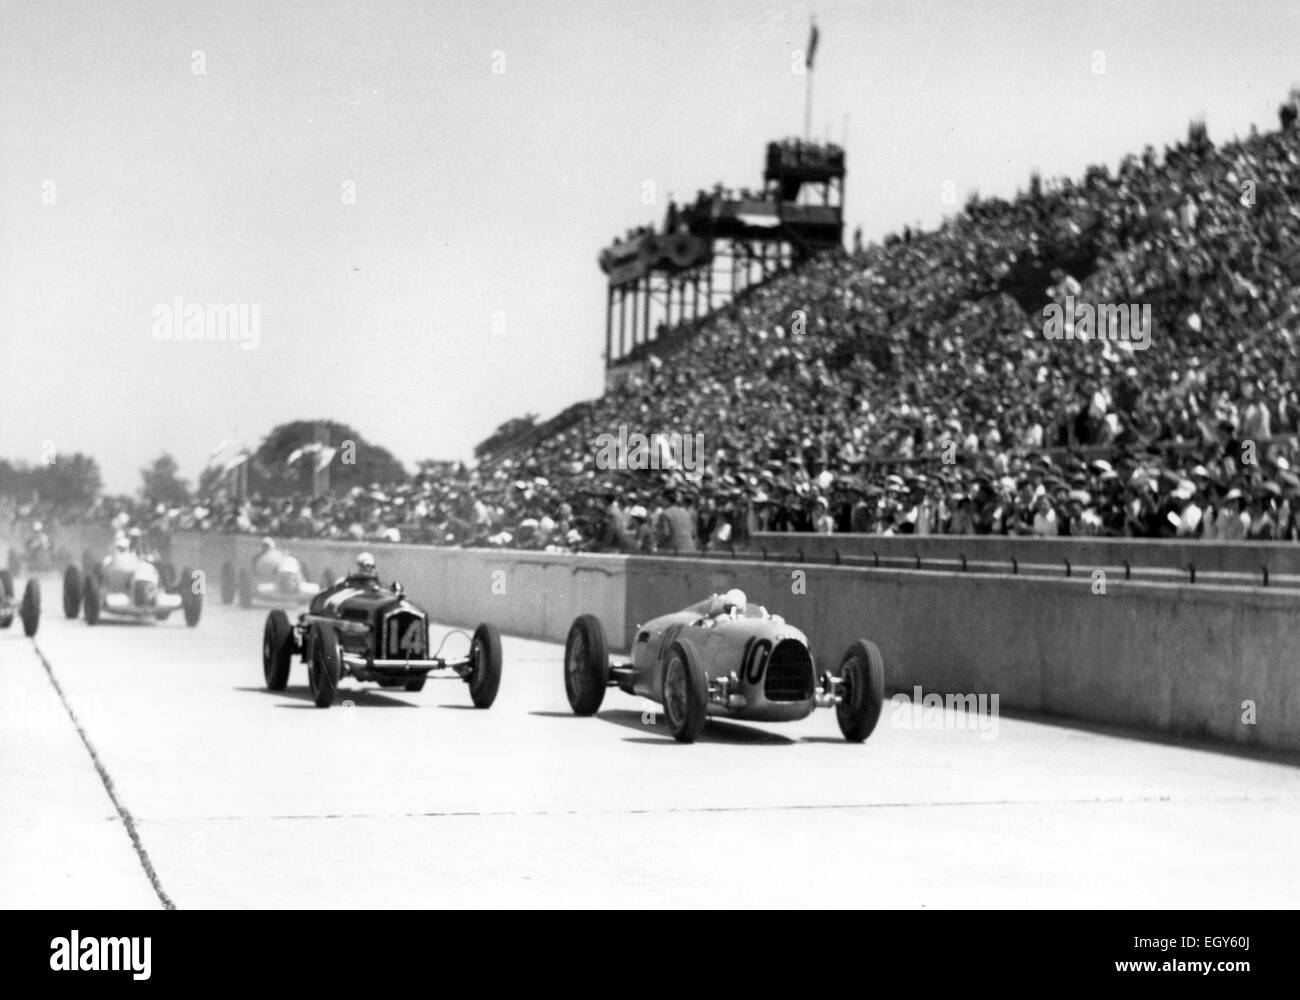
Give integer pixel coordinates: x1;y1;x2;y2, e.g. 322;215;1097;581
383;610;427;659
132;579;157;606
764;640;814;701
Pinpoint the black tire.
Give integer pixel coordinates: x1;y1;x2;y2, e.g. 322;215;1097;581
563;614;609;715
403;676;427;693
262;610;294;691
158;561;177;592
220;562;235;605
180;566;202;627
662;640;708;743
307;623;341;707
467;622;502;708
836;640;886;742
63;566;83;618
238;568;253;608
0;569;12;601
83;574;101;625
81;549;96;579
20;579;40;637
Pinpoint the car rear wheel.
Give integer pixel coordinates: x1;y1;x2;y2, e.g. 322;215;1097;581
563;614;609;716
238;569;253;608
836;640;885;742
307;624;341;707
467;622;502;708
662;640;708;743
83;574;101;625
262;610;294;691
63;566;83;618
180;566;202;627
220;562;235;604
20;579;40;637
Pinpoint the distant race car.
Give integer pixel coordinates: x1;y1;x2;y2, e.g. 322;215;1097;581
261;573;503;709
220;544;327;608
562;589;885;743
63;549;202;627
0;569;40;637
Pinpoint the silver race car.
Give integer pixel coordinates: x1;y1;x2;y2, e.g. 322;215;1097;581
563;589;884;743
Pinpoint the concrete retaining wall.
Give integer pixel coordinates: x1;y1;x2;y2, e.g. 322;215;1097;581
751;532;1300;578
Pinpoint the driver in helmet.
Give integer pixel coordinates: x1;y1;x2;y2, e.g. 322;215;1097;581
704;587;748;621
347;551;379;586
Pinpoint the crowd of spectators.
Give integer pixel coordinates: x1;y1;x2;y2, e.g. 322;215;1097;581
14;101;1300;553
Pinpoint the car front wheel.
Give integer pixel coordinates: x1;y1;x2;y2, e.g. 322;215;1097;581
307;624;341;707
836;640;886;742
20;579;40;637
467;623;502;708
563;614;608;716
662;640;708;743
263;610;294;691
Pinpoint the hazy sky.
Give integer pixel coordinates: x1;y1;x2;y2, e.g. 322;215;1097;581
2;0;1298;493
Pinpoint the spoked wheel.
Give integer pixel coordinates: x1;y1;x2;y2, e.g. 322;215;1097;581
307;624;341;707
466;622;502;708
563;614;609;716
262;610;294;691
20;579;41;637
836;640;886;742
83;574;101;625
180;566;202;627
662;640;708;743
62;566;83;619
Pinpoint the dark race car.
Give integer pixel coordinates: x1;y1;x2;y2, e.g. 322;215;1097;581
562;589;885;743
260;573;503;709
0;569;40;637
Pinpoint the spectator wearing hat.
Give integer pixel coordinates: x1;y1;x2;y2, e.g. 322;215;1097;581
625;506;656;553
811;496;834;534
1214;490;1249;540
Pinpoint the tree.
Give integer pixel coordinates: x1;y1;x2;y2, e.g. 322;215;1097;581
249;420;407;497
140;453;191;506
0;453;104;511
474;414;538;459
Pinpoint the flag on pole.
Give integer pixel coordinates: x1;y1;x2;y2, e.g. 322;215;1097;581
287;443;323;466
806;21;819;70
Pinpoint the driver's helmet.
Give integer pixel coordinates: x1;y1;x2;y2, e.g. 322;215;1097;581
721;588;747;617
113;532;130;552
259;536;276;553
354;552;377;578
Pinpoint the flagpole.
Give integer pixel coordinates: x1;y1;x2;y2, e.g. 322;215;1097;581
804;64;813;140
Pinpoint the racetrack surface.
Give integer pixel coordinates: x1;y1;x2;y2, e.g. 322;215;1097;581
3;572;1298;909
